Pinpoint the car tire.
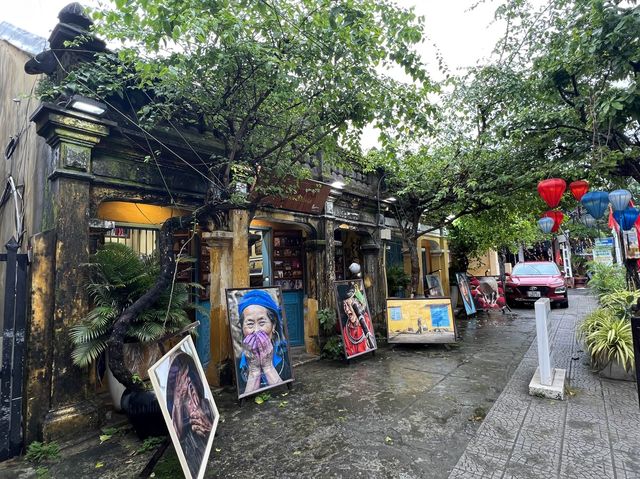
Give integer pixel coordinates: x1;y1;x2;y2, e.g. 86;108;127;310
559;301;569;309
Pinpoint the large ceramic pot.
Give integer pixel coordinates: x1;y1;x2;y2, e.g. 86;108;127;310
107;342;163;411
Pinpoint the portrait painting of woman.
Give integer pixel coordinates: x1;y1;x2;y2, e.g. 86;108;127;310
335;280;377;359
226;287;293;399
148;336;219;479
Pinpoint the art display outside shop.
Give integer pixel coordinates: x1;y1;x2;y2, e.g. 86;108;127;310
386;297;457;344
455;273;477;316
470;276;507;311
225;287;294;399
148;336;219;479
334;280;377;359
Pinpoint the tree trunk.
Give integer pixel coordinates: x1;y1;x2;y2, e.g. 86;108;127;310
106;216;184;391
407;239;420;297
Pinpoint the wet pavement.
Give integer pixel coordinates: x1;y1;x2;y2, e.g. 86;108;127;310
1;303;538;478
449;290;640;479
209;307;536;478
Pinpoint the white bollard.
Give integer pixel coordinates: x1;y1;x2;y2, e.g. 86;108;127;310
529;298;566;400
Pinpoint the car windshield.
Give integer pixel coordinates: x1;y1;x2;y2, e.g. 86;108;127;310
512;263;560;276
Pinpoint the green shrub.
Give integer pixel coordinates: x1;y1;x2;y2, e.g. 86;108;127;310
25;441;60;463
317;308;337;333
386;265;410;297
587;262;626;298
579;308;635;372
70;243;199;368
599;290;640;320
322;335;344;360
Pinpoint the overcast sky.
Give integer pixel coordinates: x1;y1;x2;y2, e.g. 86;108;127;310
1;0;504;70
1;0;507;148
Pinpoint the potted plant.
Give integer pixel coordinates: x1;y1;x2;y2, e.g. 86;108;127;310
578;289;639;381
70;242;198;410
386;265;411;298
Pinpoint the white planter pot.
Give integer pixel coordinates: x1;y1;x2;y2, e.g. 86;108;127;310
106;342;163;411
106;363;127;411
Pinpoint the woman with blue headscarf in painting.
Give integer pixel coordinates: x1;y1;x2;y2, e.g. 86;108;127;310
237;289;291;395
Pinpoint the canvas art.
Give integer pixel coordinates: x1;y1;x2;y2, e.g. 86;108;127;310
225;287;294;399
455;273;477;315
334;280;377;359
148;336;219;479
470;276;507;311
424;274;445;296
386;297;456;344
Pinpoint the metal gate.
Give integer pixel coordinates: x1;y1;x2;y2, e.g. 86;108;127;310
0;238;28;460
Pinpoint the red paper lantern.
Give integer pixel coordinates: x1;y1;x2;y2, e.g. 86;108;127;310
537;178;566;208
569;180;589;201
543;210;564;233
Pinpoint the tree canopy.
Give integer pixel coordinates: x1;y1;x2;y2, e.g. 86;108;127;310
61;0;434;205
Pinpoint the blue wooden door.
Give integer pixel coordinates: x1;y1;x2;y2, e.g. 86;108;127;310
195;299;211;368
283;291;304;346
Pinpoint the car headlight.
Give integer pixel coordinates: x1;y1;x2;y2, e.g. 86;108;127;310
555;286;566;294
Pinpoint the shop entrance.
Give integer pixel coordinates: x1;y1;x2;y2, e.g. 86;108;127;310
249;226;305;346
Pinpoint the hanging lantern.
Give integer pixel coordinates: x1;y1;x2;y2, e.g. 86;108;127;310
537;217;554;234
537;178;566;208
543;210;564;233
581;213;597;228
608;189;632;212
613;206;639;231
569;180;589;201
581;191;609;219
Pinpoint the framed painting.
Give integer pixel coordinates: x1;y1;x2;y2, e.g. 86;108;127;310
386;297;456;344
455;273;477;315
470;276;507;311
225;287;294;399
148;336;219;479
425;274;444;297
334;280;377;359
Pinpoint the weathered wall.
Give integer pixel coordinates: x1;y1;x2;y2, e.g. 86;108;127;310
468;250;500;277
0;40;48;250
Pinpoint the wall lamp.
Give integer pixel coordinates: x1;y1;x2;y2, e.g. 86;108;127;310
67;94;107;117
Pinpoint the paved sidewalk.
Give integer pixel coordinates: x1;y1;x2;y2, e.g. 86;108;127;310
449;291;640;479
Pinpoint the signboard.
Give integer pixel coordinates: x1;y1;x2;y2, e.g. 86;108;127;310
225;287;294;399
260;179;330;215
386;297;456;344
148;336;219;479
624;230;640;259
455;273;477;316
593;237;614;265
335;280;377;359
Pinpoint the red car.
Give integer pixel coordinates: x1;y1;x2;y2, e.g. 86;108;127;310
505;261;568;308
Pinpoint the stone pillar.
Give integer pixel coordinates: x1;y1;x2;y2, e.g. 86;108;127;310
203;231;234;386
29;104;110;440
203;210;249;386
303;237;327;355
361;241;384;331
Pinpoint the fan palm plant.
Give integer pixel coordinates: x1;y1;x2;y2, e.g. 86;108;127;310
70;242;197;368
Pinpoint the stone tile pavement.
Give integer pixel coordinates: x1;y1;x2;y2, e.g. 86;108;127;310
449;291;640;479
